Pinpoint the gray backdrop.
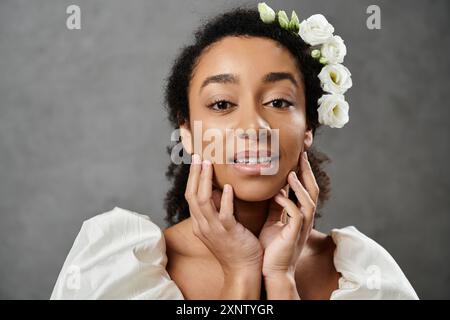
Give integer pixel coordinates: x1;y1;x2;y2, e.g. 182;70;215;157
0;0;449;299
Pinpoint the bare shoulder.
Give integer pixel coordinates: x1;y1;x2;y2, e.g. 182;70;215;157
163;218;208;258
163;218;223;299
163;219;191;256
294;229;341;299
307;229;336;256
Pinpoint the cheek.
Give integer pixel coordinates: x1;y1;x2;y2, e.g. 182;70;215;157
281;128;304;154
279;117;306;167
188;105;226;158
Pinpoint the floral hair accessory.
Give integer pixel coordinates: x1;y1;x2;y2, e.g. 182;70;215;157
258;2;351;128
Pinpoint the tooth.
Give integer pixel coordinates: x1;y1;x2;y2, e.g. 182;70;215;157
234;156;274;164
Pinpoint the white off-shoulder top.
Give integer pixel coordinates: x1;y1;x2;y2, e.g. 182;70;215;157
50;207;419;300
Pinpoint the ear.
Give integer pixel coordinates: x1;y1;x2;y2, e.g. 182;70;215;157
303;128;313;151
180;122;193;155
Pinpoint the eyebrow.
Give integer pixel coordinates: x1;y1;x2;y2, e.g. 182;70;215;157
199;72;299;93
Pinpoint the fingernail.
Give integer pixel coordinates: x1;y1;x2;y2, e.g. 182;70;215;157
223;184;231;193
192;154;201;164
202;159;211;169
303;151;308;160
289;171;297;179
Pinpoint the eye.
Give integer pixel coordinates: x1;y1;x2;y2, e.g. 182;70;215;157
207;99;235;111
207;98;292;111
265;98;293;109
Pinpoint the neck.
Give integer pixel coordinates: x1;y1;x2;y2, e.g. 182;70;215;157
233;198;269;237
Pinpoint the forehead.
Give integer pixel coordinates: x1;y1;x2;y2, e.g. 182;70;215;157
190;36;302;89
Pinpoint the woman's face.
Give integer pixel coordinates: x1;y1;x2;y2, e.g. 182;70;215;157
182;36;313;201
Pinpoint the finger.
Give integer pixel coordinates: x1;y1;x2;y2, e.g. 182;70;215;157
218;184;236;230
274;193;303;236
295;150;303;177
282;183;289;196
300;151;320;205
185;154;206;224
278;188;289;222
284;182;290;192
197;159;221;224
288;171;315;232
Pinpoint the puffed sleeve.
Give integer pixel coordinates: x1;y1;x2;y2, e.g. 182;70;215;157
329;226;419;300
50;207;184;300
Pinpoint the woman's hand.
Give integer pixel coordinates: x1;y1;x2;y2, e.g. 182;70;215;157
259;151;319;284
185;154;264;278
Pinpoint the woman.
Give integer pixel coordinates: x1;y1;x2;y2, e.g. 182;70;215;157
50;4;419;300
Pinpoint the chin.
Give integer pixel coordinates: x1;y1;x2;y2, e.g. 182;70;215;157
233;186;276;202
217;172;287;202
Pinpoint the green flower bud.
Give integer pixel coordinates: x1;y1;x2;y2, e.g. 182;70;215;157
311;49;321;59
258;2;276;23
277;10;290;30
319;56;328;64
289;10;300;33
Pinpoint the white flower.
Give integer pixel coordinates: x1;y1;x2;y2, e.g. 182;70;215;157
317;94;349;128
318;63;352;94
320;35;347;64
298;14;334;46
258;2;276;23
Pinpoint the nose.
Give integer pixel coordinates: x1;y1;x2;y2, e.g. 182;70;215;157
236;98;272;140
235;98;272;149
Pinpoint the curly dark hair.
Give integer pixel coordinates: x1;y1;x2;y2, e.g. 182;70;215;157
163;7;331;226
